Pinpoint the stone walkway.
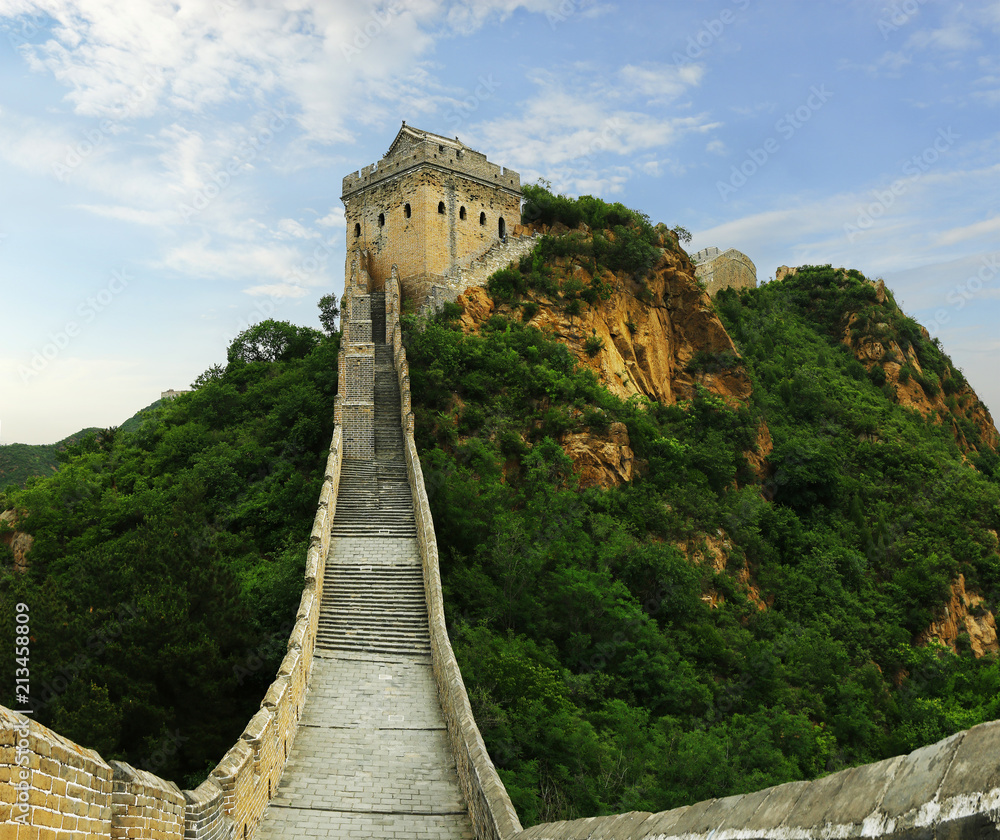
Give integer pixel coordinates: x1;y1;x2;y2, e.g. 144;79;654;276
257;535;473;840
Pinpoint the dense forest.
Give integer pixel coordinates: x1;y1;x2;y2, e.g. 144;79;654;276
0;430;101;489
0;319;337;786
2;190;998;824
405;189;1000;823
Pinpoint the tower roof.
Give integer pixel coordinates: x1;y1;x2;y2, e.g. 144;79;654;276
384;122;471;159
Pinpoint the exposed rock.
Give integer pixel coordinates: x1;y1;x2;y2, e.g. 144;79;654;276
458;242;752;408
675;530;768;612
1;509;33;573
843;309;999;455
745;421;774;482
916;574;999;658
561;422;634;489
455;230;768;490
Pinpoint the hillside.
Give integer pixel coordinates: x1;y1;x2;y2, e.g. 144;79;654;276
0;429;99;489
0;321;336;785
0;401;166;490
2;189;998;823
404;189;1000;825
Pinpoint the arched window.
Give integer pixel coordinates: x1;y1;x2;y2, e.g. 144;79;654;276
479;211;486;226
498;216;506;239
354;223;361;238
404;203;411;218
438;201;445;214
378;212;385;227
459;206;466;220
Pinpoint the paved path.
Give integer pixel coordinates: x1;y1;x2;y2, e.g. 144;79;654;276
257;537;472;840
258;297;472;839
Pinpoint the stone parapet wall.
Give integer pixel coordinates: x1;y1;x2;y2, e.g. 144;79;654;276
0;705;185;839
405;231;540;314
0;425;344;839
516;720;1000;840
385;267;524;840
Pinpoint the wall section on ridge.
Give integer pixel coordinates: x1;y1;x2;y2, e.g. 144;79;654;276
384;266;525;840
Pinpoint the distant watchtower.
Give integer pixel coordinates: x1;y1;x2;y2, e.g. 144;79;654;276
691;246;757;297
341;122;522;303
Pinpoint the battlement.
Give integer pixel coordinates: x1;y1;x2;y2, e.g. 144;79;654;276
342;125;520;200
341;123;523;300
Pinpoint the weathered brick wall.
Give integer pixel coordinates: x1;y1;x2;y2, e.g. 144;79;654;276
338;280;376;459
0;424;344;840
516;720;1000;840
343;134;521;303
111;762;185;839
385;268;524;840
692;247;757;297
0;706;185;839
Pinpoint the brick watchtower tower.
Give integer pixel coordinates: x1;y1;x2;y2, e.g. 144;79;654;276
341;122;522;304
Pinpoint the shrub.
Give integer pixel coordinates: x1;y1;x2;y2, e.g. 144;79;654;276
521;301;540;321
584;333;605;357
488;267;526;302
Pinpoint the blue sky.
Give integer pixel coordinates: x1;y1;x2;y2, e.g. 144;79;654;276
1;0;998;445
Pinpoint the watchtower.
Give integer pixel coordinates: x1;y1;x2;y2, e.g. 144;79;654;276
341;122;522;303
691;246;758;297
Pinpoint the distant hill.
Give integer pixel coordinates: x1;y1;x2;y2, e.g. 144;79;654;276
0;429;99;489
0;399;166;489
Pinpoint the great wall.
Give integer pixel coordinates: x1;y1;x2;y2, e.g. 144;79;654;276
3;124;999;840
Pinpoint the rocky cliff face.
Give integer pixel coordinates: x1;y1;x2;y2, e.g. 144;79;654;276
1;509;33;573
456;224;764;488
916;572;999;658
840;279;998;455
459;235;752;408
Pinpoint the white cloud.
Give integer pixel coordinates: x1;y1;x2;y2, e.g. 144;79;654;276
469;63;714;194
934;215;1000;247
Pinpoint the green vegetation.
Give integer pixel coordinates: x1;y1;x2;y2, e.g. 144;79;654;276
489;184;664;316
1;430;100;490
2;177;998;832
405;260;1000;825
0;314;339;786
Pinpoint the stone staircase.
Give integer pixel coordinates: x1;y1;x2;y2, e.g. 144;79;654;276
258;288;471;840
453;231;539;290
315;552;430;657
